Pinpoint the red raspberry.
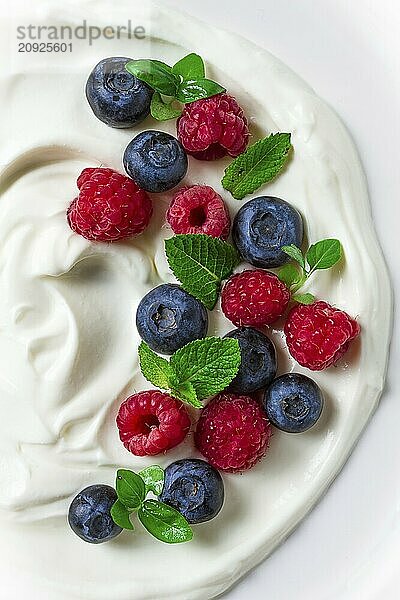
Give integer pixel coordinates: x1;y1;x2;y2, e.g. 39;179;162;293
284;301;361;371
166;185;231;239
221;269;290;327
177;93;249;161
67;167;153;242
195;393;271;472
116;390;190;456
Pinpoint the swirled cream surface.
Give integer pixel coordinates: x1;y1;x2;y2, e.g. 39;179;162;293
0;1;392;599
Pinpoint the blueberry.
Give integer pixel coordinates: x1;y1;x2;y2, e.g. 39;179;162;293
232;196;304;268
224;327;277;394
263;373;324;433
136;284;208;354
124;130;188;193
159;459;224;524
68;485;122;544
86;57;153;128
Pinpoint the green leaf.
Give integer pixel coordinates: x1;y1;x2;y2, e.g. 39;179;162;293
292;293;316;305
125;59;179;97
139;466;165;496
116;469;146;510
281;244;305;269
150;92;183;121
138;500;193;544
278;264;302;288
170;337;241;401
172;53;205;80
165;234;240;310
139;341;174;391
222;133;293;200
176;78;226;103
170;379;203;409
111;500;134;531
306;239;342;271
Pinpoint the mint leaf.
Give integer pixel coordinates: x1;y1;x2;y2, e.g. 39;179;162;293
222;133;292;200
116;470;146;510
278;264;301;288
139;466;165;496
281;244;305;269
111;500;134;530
165;234;240;310
306;239;342;271
176;78;226;104
125;60;179;97
170;379;202;409
150;92;182;121
138;500;193;544
292;293;315;305
139;342;173;391
172;53;205;80
170;337;241;401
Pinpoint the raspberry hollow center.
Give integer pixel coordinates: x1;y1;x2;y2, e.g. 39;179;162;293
137;414;160;434
189;206;207;227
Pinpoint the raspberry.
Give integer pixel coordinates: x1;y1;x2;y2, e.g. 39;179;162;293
166;185;231;239
221;269;290;327
116;390;190;456
195;393;271;472
67;167;153;242
284;301;361;371
177;93;249;161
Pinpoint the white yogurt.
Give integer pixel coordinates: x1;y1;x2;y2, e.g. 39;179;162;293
0;1;392;599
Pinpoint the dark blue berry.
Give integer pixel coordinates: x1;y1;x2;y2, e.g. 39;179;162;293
263;373;324;433
160;459;224;524
86;57;153;128
232;196;304;268
124;130;188;193
136;284;208;354
224;327;277;394
68;485;122;544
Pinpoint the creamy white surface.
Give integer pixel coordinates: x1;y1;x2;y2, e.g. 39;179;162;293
0;1;392;599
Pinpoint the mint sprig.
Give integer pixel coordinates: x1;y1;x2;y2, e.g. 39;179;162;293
222;133;293;200
126;53;226;121
165;234;240;310
116;469;146;510
150;92;183;121
172;53;205;79
111;468;193;544
139;337;241;408
278;239;343;304
138;500;193;544
139;465;165;496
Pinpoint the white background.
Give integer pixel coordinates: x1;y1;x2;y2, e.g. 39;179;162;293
159;1;399;599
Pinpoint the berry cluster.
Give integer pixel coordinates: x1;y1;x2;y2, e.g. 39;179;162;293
68;55;361;545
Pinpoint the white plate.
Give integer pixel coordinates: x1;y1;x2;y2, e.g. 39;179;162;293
159;1;399;598
0;1;397;599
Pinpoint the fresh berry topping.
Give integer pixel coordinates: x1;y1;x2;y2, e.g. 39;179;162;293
136;284;208;355
177;93;249;161
195;393;271;472
221;270;290;327
233;196;304;268
159;459;224;524
166;185;231;239
67;167;153;242
123;130;188;193
264;373;324;433
116;390;190;456
284;301;361;371
68;485;122;544
85;57;153;128
224;327;277;394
